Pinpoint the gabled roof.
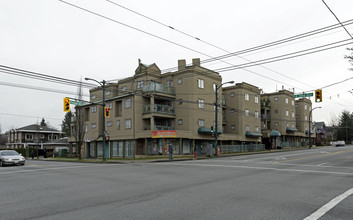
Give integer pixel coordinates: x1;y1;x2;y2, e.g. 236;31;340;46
312;122;326;129
14;124;61;134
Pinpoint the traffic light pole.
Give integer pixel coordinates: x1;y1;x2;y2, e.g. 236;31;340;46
102;80;106;161
214;81;234;156
308;106;321;148
85;78;106;161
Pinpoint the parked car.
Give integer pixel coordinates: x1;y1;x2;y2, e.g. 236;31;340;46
0;150;25;166
334;141;346;147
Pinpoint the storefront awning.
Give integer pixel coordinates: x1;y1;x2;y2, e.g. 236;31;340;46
286;127;298;132
245;131;263;138
270;130;281;137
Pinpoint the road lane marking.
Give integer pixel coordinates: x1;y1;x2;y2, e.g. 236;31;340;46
303;187;353;220
316;163;327;166
278;149;353;163
157;162;353;176
0;163;121;175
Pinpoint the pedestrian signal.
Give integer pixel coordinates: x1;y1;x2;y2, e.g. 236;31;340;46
315;89;322;102
104;107;110;118
64;98;70;112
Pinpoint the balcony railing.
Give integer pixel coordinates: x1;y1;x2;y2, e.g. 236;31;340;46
143;104;176;116
142;82;175;95
143;125;174;130
261;115;271;120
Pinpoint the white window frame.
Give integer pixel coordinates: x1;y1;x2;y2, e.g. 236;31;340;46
198;119;204;127
198;99;205;109
25;134;33;140
91;105;97;113
198;79;204;89
106;102;113;109
245;109;250;117
116;120;120;130
231;125;235;130
245;125;250;131
85;125;88;133
178;119;183;125
292;100;295;105
231;92;235;97
125;98;131;109
107;121;113;127
245;93;249;101
166;80;173;87
275;122;279;127
91;123;97;129
122;86;127;92
274;97;278;101
125;119;132;129
286;98;288;104
177;78;182;85
137;81;144;89
292;112;295;118
91;94;96;100
286;110;289;116
255;96;259;103
106;90;111;96
255;126;259;132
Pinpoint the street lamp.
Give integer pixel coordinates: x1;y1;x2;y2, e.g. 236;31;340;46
308;106;321;149
85;77;106;161
214;81;234;156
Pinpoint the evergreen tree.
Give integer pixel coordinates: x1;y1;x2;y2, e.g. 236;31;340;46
40;118;47;126
61;112;72;137
336;110;353;143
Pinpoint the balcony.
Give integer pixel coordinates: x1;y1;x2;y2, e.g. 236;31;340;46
143;125;174;130
143;104;176;116
142;82;175;95
261;115;271;120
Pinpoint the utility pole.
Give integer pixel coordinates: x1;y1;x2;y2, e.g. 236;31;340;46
214;81;234;156
85;78;106;161
309;107;321;148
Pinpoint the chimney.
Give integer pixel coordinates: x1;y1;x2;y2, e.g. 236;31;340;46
192;58;200;66
178;59;186;70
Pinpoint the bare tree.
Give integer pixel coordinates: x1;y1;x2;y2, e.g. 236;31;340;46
345;47;353;71
72;78;86;160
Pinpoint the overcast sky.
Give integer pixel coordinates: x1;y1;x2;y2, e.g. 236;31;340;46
1;0;353;132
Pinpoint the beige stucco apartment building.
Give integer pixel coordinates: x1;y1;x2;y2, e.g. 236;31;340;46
261;90;312;149
75;59;265;158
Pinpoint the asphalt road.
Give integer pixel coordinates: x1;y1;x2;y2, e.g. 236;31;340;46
1;145;353;220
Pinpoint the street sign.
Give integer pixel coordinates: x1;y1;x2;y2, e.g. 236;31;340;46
294;93;313;98
71;100;83;106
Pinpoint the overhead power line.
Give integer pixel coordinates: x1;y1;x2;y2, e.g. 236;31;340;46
60;1;336;93
0;65;96;88
322;0;353;40
0;81;89;97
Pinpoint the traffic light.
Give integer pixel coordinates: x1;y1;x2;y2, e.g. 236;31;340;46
63;98;70;112
315;89;322;102
211;126;214;137
104;107;110;118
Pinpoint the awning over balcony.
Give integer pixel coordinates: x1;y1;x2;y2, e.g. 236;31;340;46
270;130;281;137
198;128;222;135
286;127;298;132
245;131;263;138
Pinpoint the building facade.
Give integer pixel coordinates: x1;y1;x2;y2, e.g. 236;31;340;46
261;90;312;149
75;59;265;159
6;124;62;149
72;59;317;158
